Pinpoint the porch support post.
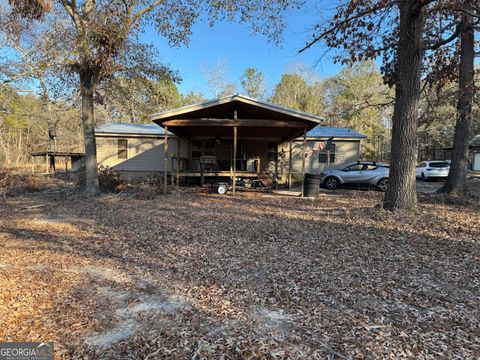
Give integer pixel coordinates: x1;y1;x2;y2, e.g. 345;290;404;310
164;126;168;194
301;130;306;197
176;138;180;190
232;109;238;195
288;140;292;189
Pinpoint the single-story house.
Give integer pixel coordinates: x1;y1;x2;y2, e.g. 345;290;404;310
95;95;366;186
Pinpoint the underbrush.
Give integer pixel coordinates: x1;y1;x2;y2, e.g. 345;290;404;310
0;171;45;198
97;166;128;193
97;166;164;198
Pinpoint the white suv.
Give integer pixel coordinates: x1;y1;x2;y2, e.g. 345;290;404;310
416;161;450;181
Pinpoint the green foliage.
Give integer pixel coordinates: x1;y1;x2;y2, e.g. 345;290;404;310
323;62;393;160
0;84;82;166
418;79;480;151
269;73;324;115
181;90;207;105
240;67;265;99
96;77;182;124
418;85;457;149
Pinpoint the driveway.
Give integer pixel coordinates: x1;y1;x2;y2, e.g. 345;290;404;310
416;180;444;193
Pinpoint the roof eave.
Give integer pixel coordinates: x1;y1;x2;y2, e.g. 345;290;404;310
149;94;324;124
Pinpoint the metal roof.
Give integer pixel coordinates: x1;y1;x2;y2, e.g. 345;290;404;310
307;126;367;139
150;94;325;123
95;123;166;135
31;151;85;157
95;123;366;139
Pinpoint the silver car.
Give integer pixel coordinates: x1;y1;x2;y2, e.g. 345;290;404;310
319;162;390;191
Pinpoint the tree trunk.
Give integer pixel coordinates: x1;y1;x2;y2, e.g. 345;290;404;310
440;0;474;195
15;130;22;166
80;70;100;195
384;0;425;210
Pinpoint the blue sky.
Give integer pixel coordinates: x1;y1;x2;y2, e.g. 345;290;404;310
141;2;343;98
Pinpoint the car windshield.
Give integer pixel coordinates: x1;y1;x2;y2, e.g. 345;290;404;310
429;162;449;168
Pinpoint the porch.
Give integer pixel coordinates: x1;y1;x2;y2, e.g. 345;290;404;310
150;95;323;195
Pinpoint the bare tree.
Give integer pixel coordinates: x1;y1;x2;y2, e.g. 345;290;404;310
440;0;476;195
4;0;299;194
299;0;468;210
202;59;237;98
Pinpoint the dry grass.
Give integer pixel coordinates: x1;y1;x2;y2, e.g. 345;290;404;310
0;188;478;359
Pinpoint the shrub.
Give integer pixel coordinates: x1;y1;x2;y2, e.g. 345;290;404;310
0;172;42;198
97;166;128;193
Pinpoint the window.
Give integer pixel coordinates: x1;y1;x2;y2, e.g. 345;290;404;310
191;141;202;159
267;143;278;163
429;162;449;168
343;163;364;171
365;164;378;170
117;139;128;159
318;143;335;163
205;141;215;156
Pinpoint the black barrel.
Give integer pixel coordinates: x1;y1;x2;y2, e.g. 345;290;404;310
304;173;321;197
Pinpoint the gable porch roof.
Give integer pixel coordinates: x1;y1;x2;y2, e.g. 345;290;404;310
149;94;324;141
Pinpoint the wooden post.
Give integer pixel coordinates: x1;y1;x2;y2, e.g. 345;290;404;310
232;110;238;195
164;126;168;194
288;140;292;189
176;138;180;190
301;130;306;197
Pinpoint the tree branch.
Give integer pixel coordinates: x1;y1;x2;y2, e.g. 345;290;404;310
132;0;165;24
424;22;461;50
298;1;394;54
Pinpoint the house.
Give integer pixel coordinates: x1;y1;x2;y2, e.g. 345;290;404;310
95;95;366;186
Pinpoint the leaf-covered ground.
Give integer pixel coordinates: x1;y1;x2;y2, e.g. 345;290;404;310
0;189;479;359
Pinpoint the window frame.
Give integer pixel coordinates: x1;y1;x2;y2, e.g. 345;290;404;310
318;143;336;163
117;139;128;159
267;143;278;163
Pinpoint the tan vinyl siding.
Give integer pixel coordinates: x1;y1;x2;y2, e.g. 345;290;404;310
287;140;361;174
95;134;361;178
96;136;181;173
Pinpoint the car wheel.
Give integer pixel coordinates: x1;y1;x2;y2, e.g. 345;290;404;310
421;173;427;182
377;178;388;192
324;176;339;190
